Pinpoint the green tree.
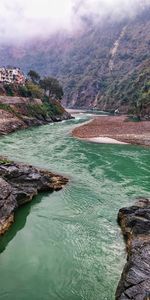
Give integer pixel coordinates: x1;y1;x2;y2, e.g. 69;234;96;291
28;70;40;84
26;82;44;99
39;77;63;100
4;84;14;96
18;85;29;97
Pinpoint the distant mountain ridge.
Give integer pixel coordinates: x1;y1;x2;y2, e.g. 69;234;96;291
0;7;149;114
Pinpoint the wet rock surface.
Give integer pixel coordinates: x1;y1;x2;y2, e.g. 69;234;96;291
116;199;150;300
0;158;68;235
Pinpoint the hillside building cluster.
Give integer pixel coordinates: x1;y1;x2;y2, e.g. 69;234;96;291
0;67;25;84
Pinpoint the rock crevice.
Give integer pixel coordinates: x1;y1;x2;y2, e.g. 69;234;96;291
116;199;150;300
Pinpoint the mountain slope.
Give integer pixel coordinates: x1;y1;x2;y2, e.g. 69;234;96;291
0;8;149;112
97;9;150;114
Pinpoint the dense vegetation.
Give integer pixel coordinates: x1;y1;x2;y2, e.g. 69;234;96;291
0;97;67;123
0;72;63;101
98;10;150;117
0;8;149;115
100;61;150;117
0;72;66;119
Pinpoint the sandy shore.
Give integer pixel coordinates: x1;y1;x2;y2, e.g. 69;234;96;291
72;116;150;146
84;136;128;144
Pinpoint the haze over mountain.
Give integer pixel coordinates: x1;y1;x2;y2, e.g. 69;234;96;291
0;0;149;112
0;0;149;42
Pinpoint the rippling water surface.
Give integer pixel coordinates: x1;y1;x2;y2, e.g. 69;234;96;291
0;113;150;300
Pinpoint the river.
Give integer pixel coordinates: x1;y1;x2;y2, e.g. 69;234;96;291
0;113;150;300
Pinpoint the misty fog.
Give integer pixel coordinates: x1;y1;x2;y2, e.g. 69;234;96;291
0;0;149;43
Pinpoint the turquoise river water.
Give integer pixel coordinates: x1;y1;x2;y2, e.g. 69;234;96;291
0;113;150;300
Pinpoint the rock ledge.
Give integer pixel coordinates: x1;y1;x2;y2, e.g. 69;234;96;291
0;158;68;235
116;198;150;300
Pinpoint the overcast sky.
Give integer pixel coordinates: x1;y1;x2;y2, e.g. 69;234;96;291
0;0;149;43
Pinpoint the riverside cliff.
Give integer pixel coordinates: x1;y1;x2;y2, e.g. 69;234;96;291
116;199;150;299
0;96;72;135
0;157;68;235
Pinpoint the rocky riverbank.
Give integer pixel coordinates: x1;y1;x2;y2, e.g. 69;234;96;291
72;116;150;146
0;96;72;135
0;157;68;235
0;97;71;234
116;198;150;299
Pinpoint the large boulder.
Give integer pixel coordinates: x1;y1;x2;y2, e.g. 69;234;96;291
116;199;150;300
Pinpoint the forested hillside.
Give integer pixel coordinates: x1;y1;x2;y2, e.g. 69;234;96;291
0;7;149;113
97;9;150;115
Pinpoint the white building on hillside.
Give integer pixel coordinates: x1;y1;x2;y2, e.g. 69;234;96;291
0;67;25;84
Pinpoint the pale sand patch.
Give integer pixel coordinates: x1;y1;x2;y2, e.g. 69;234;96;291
81;136;128;144
66;109;86;114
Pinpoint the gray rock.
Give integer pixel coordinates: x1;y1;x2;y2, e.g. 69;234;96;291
0;158;68;235
116;199;150;299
